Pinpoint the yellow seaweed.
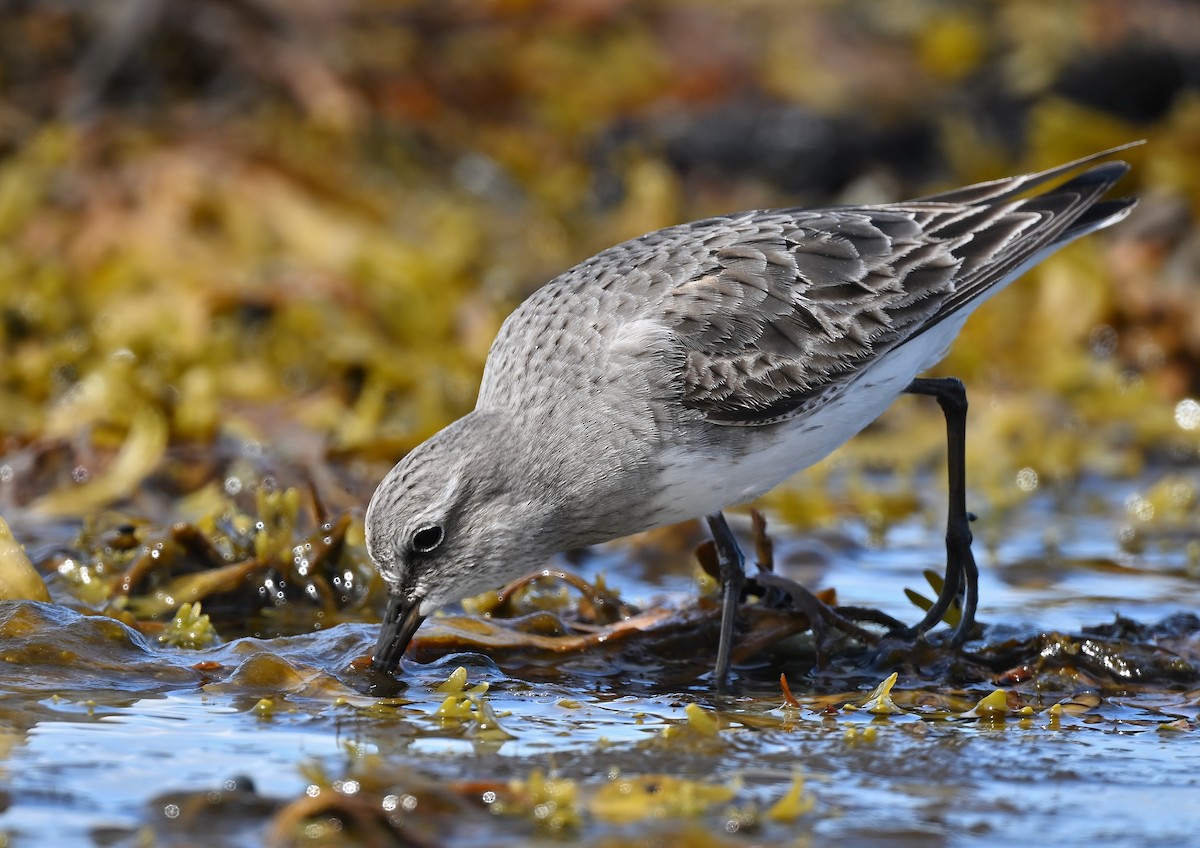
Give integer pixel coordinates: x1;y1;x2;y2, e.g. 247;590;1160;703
505;769;581;831
846;672;904;715
157;602;220;649
959;689;1011;720
0;516;51;602
765;772;815;822
589;774;738;824
430;667;513;741
123;558;266;619
30;408;168;518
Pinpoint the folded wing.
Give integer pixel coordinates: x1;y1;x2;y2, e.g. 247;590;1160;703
668;146;1138;425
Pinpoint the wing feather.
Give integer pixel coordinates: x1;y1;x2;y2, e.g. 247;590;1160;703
668;150;1137;425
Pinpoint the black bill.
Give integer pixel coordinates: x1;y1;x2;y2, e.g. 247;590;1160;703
371;595;427;674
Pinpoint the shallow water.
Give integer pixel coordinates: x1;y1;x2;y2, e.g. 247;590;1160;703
1;470;1199;847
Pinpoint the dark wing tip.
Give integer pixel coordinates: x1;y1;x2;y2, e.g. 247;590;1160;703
916;141;1144;206
1066;159;1131;185
1063;196;1138;240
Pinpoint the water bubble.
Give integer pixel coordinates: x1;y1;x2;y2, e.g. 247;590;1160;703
1124;493;1154;522
1088;324;1118;358
1174;398;1200;431
1169;481;1194;507
1015;467;1039;492
1136;341;1166;370
1117;370;1143;394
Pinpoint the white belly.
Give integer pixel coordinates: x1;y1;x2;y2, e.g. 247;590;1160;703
648;316;968;524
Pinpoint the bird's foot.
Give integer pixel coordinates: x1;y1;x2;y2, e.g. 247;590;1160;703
752;571;881;666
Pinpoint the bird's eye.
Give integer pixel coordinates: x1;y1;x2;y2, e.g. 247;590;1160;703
410;523;444;554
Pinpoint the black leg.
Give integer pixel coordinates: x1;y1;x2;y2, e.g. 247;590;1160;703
902;377;980;643
704;512;745;689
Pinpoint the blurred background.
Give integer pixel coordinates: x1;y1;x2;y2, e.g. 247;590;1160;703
5;7;1200;843
4;6;1200;842
0;0;1197;555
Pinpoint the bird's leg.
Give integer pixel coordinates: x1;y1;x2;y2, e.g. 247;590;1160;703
902;377;979;643
704;512;745;689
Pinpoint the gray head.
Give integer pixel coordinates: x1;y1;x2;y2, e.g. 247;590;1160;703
365;410;560;673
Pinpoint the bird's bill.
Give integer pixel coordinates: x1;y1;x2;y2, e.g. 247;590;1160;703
371;595;426;674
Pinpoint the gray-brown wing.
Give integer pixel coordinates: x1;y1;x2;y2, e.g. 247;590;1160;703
669;156;1134;426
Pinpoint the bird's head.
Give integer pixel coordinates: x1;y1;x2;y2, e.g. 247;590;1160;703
364;411;558;674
